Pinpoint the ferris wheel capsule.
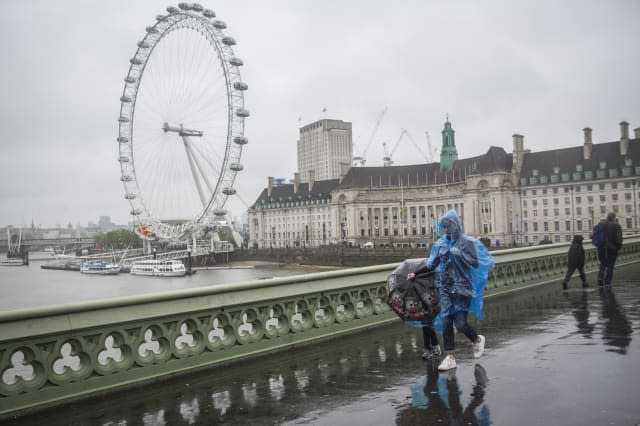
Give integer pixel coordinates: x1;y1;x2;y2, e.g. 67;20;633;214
222;187;236;195
235;108;250;118
213;20;226;29
167;6;179;14
233;82;248;91
213;208;227;216
229;57;243;66
230;163;244;171
178;3;191;10
191;3;204;12
203;9;216;18
233;136;248;145
221;37;236;46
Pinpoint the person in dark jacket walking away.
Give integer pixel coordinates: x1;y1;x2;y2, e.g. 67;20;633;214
561;235;587;290
597;212;623;288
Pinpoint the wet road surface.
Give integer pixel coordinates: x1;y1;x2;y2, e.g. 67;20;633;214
6;263;640;425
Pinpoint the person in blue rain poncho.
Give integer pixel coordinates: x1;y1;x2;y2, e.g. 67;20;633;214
407;209;495;372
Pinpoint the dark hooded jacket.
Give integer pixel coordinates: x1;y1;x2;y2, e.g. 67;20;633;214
567;235;585;269
604;220;623;251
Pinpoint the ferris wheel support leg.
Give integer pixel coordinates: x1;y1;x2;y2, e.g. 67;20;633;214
181;136;208;208
143;238;152;255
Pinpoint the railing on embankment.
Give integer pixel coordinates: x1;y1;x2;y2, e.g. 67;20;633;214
1;236;639;417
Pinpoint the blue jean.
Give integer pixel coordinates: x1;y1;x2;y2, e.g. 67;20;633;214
597;247;618;287
442;311;478;352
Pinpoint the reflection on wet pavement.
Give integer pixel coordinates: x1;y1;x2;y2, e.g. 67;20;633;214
6;264;640;426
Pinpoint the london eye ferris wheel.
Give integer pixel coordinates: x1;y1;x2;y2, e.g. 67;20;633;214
117;3;248;241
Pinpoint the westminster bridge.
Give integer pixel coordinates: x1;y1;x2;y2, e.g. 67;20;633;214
2;237;640;424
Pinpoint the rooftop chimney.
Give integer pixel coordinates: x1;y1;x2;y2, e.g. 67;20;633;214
293;172;300;193
308;170;315;192
620;121;629;156
583;127;592;160
267;176;274;197
512;134;525;175
634;127;640;140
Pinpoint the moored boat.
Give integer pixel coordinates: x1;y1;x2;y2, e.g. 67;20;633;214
130;259;186;277
80;261;120;275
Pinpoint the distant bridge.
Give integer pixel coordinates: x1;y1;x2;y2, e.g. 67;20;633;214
0;237;94;252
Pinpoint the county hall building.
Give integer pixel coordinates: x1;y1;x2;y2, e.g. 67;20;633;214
248;119;639;248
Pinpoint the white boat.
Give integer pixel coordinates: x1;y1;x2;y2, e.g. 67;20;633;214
130;259;186;277
80;261;120;275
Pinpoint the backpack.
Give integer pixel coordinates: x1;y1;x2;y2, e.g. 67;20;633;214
591;222;606;248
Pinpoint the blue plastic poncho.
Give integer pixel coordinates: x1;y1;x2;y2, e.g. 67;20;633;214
425;209;495;319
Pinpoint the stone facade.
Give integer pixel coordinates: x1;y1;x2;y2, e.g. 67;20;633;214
249;121;639;248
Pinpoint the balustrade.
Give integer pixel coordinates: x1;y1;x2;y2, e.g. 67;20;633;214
1;236;638;417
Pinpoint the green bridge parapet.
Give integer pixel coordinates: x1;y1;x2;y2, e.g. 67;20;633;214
1;235;639;417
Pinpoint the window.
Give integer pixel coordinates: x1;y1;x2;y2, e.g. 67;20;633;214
544;222;549;231
576;220;582;230
533;222;539;231
587;185;593;191
524;222;529;232
524;210;528;218
625;193;632;200
600;206;606;214
600;195;606;202
625;181;632;189
613;205;619;213
565;208;570;215
565;221;571;231
554;235;561;242
575;196;582;203
554;208;559;216
626;218;633;228
626;205;632;213
612;183;618;189
564;187;570;193
523;200;528;207
565;235;572;242
543;199;548;205
599;183;605;190
565;197;570;205
532;200;538;206
533;210;538;217
576;207;582;215
588;196;594;203
554;221;560;231
553;198;559;205
532;189;537;195
612;194;618;201
543;209;548;217
543;188;548;195
553;187;558;194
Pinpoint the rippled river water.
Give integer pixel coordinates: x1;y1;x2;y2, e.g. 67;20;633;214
0;253;338;311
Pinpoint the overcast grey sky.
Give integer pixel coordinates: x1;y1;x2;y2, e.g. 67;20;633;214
1;0;638;228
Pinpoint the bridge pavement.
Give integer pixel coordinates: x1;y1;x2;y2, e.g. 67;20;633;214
5;263;640;426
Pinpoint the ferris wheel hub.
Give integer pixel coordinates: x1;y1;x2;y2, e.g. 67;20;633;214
162;122;203;137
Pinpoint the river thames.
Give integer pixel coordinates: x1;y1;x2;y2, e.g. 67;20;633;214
0;253;339;311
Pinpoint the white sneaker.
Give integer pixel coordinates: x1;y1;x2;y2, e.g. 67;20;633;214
473;335;485;359
438;355;457;371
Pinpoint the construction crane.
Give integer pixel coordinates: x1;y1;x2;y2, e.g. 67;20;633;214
382;129;408;166
424;131;438;163
352;107;387;166
402;130;435;164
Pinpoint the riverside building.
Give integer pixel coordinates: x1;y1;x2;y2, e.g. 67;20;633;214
249;120;639;248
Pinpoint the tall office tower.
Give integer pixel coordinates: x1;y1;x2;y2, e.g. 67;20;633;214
297;119;352;182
